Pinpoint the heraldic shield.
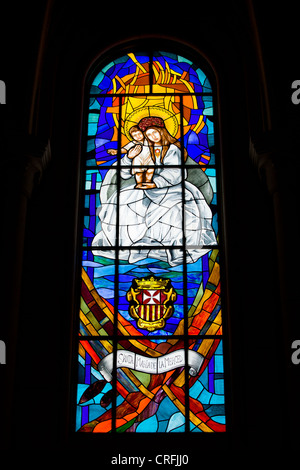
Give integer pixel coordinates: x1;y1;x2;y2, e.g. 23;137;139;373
127;276;177;332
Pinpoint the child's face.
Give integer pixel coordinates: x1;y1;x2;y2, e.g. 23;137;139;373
131;130;144;142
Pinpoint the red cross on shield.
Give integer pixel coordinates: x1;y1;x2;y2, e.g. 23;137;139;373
142;289;161;305
135;289;168;322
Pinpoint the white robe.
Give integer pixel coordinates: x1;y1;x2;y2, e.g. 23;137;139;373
92;144;217;266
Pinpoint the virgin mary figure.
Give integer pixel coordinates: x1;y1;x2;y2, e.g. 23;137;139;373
92;116;217;266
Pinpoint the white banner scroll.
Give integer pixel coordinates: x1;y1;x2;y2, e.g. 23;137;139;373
98;349;204;382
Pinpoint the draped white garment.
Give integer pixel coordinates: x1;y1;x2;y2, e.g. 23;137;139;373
92;144;217;266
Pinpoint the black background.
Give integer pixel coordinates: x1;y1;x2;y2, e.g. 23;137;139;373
1;0;299;453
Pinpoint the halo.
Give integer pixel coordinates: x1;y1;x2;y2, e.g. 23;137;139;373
124;106;179;141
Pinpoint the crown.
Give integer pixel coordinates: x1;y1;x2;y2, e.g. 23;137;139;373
124;106;179;140
134;276;170;289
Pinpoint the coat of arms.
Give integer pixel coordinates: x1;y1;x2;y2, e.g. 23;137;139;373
126;276;177;332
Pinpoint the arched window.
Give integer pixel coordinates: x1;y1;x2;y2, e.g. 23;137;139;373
75;48;226;433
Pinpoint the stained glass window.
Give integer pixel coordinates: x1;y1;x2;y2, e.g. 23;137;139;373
75;50;226;433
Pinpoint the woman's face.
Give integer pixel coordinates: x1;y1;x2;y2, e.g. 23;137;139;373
145;128;161;144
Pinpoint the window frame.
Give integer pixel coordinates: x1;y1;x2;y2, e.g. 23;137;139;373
70;41;231;442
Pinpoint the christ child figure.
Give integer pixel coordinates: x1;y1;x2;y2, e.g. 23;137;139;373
126;126;155;189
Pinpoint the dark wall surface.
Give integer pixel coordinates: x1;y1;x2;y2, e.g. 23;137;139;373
1;0;299;452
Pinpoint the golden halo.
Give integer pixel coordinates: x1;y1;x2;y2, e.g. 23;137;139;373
124;107;179;141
